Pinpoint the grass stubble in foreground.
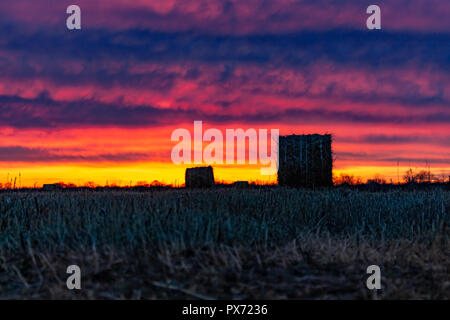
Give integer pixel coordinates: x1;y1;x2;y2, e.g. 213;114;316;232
0;188;448;299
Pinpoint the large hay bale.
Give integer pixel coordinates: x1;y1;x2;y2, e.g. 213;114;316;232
277;134;333;188
185;166;215;188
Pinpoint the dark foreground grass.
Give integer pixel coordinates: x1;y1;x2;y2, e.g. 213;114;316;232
0;188;449;299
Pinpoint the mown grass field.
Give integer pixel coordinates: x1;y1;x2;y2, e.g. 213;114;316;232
0;188;448;299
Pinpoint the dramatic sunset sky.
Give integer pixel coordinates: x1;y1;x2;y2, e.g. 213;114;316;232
0;0;449;186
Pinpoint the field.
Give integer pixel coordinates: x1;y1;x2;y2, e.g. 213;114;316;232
0;188;449;299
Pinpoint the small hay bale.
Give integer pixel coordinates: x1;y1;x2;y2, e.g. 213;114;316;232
42;184;63;191
232;181;250;188
185;166;215;188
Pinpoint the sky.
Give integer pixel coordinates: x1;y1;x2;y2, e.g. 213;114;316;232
0;0;449;187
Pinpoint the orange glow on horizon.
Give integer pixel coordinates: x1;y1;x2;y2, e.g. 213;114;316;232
1;124;449;188
1;162;449;188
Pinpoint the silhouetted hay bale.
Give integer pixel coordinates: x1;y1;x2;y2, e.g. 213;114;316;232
232;181;250;188
277;134;333;188
185;166;215;188
42;184;63;191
